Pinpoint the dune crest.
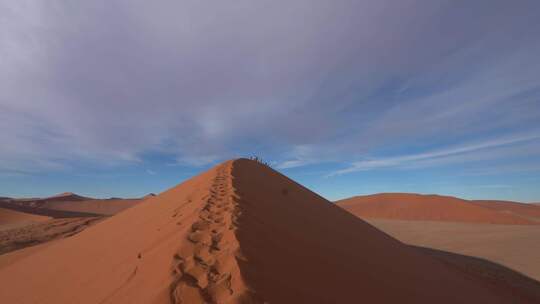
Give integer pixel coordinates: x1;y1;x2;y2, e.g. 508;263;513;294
0;160;538;303
170;163;249;303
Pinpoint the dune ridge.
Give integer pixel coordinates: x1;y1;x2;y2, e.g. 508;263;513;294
337;193;537;224
0;160;538;303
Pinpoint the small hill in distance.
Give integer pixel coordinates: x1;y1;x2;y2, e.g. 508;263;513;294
336;193;539;225
45;192;90;201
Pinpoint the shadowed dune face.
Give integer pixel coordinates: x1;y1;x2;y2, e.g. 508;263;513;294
230;160;536;303
0;160;538;304
337;193;537;225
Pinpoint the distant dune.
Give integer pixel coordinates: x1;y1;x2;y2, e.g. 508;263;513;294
42;198;144;216
0;192;147;217
0;160;536;303
336;193;538;225
472;200;540;222
45;192;90;201
0;207;50;227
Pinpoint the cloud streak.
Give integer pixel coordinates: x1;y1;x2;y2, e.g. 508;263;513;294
330;133;540;176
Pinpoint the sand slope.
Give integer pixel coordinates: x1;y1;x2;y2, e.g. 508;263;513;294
0;160;536;303
337;193;536;224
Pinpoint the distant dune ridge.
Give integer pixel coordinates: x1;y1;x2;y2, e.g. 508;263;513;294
337;193;540;224
42;198;144;216
0;192;147;217
471;200;540;223
0;159;537;303
0;207;50;226
0;193;148;255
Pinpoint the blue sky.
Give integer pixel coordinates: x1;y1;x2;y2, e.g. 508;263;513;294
1;0;540;202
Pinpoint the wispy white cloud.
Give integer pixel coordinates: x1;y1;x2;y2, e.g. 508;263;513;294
275;145;323;169
330;133;540;176
474;184;513;189
276;159;310;169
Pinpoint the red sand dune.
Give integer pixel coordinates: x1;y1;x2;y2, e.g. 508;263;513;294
0;207;50;226
0;160;537;303
337;193;537;225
